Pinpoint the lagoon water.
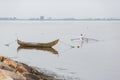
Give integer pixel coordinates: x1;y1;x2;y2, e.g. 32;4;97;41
0;21;120;80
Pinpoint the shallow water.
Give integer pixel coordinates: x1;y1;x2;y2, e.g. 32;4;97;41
0;21;120;80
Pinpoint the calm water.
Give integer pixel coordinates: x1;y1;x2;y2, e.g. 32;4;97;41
0;21;120;80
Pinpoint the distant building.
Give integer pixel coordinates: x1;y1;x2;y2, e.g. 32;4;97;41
40;16;44;20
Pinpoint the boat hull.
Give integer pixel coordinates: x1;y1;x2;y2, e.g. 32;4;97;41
17;39;59;48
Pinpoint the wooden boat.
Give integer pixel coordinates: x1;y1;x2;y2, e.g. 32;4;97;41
17;46;58;54
17;39;59;48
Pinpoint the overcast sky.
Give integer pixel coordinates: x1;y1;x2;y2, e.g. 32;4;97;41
0;0;120;18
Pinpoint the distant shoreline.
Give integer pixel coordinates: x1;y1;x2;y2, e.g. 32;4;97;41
0;17;120;21
0;19;120;21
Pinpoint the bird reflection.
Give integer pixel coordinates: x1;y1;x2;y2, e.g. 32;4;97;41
17;46;58;54
80;38;99;47
71;37;99;48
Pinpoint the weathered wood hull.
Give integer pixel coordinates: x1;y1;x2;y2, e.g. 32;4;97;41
17;39;59;48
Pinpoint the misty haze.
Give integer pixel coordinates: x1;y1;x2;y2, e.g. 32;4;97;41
0;0;120;80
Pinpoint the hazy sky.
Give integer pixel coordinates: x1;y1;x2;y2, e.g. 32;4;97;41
0;0;120;18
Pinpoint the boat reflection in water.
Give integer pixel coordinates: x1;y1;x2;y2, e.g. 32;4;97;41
17;46;58;55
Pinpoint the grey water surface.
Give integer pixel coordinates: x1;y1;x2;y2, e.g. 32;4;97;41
0;21;120;80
